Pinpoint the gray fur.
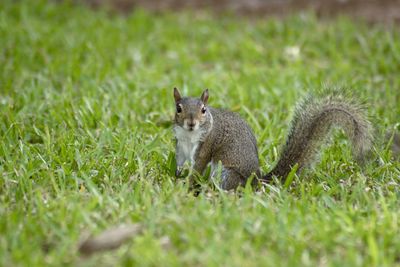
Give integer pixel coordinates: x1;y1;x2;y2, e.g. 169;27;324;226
264;92;373;181
173;89;373;190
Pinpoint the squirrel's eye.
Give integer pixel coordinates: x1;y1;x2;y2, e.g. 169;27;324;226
176;105;182;113
201;107;207;114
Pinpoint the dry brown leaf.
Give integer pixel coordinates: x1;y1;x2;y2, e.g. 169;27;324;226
78;223;143;256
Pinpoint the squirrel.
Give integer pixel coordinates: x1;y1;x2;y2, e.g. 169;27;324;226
173;87;373;191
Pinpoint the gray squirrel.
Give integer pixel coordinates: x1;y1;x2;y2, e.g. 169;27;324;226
173;87;373;190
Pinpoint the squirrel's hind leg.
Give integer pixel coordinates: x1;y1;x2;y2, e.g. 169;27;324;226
219;168;246;191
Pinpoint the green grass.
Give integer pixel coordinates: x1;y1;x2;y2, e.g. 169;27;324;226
1;1;400;266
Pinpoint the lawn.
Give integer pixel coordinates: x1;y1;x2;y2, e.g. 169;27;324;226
1;1;400;266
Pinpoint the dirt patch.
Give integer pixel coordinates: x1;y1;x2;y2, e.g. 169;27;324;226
82;0;400;23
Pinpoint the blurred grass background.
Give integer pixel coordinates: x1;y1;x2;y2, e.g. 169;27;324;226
1;0;399;266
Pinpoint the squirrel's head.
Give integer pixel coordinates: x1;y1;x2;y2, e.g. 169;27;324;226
173;87;209;132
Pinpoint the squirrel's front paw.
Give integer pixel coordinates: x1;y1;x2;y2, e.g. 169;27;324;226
175;168;182;177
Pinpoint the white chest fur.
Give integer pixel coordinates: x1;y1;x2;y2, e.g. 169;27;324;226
174;126;204;165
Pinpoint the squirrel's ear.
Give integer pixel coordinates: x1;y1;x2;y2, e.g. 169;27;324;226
174;87;181;102
201;89;209;104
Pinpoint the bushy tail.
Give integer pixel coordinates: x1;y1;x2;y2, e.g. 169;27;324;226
263;91;373;181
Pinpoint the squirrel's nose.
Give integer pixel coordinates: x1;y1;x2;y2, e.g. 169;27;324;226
188;122;196;128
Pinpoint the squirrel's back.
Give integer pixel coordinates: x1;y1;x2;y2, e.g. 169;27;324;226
206;107;260;179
